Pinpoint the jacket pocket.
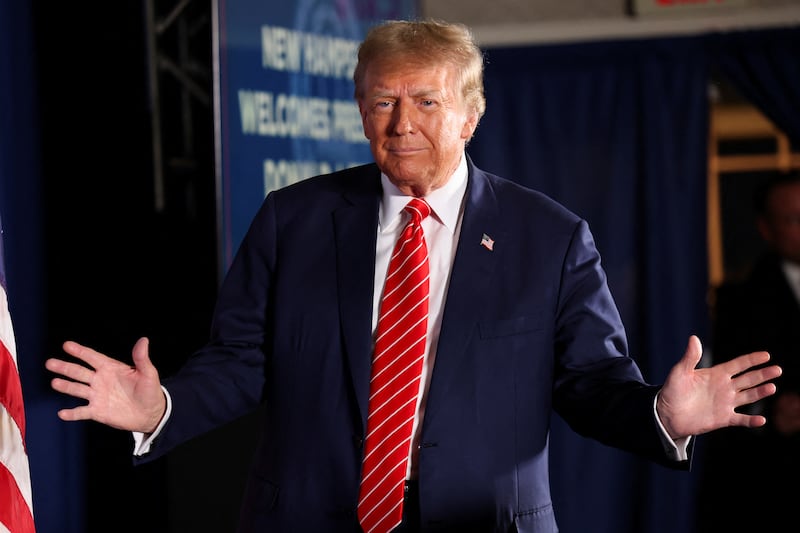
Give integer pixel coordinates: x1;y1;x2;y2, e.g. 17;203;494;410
513;502;558;533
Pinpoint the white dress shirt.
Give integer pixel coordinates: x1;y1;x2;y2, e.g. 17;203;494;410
781;259;800;305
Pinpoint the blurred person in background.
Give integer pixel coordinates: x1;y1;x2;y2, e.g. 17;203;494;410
697;170;800;533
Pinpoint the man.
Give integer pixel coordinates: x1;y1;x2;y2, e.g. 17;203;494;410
46;19;780;533
697;171;800;533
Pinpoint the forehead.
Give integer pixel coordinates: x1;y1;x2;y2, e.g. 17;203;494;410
362;60;456;93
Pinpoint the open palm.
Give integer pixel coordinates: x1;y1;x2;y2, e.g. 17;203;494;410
656;335;781;440
45;337;166;433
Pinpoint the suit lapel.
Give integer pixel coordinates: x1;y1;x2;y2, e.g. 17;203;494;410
424;164;507;425
334;168;381;429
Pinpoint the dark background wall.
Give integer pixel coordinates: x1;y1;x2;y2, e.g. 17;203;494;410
29;2;247;531
33;4;217;372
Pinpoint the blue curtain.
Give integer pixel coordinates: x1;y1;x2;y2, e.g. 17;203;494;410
0;2;86;532
468;35;711;533
712;27;800;146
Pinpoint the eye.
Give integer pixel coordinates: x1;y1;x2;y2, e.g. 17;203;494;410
420;99;435;107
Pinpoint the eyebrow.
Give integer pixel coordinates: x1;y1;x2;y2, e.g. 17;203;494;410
369;87;444;100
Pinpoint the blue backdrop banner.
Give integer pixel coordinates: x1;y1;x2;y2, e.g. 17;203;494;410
215;0;417;272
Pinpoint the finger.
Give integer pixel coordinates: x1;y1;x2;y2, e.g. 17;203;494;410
723;350;772;377
131;337;156;377
45;358;95;383
731;413;767;429
734;364;782;391
62;340;108;368
57;406;94;422
50;377;92;401
736;382;778;407
679;335;703;371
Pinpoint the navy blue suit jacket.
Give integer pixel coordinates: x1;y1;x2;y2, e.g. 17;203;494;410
140;158;688;532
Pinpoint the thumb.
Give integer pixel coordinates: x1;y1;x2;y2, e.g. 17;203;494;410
680;335;703;371
131;337;158;378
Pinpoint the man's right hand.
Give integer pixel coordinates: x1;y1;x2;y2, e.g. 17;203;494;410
45;337;166;434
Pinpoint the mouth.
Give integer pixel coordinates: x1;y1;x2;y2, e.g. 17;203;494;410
387;146;425;155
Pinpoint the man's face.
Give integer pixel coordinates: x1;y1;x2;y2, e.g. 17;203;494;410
760;181;800;265
357;59;478;197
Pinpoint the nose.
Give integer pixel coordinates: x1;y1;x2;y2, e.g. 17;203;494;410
392;102;415;135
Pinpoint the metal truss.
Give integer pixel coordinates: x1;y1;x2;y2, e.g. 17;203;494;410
144;0;214;215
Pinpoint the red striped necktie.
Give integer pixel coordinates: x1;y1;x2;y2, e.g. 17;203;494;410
358;197;432;533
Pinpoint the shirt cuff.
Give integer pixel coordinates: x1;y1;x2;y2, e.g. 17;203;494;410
653;392;691;461
132;386;172;456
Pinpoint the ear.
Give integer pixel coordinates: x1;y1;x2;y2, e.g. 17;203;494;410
460;110;479;140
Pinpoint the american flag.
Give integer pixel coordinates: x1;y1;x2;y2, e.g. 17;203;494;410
480;233;494;251
0;218;35;533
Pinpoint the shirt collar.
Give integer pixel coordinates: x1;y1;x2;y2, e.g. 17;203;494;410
781;259;800;300
379;155;468;234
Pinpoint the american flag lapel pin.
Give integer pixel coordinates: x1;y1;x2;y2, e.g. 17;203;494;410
480;233;494;251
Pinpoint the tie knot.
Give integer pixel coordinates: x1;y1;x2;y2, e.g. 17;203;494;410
405;198;431;224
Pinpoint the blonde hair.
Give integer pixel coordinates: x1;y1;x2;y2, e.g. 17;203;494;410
353;19;486;121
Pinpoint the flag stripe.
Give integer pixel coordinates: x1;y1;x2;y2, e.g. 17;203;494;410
0;460;35;533
0;335;25;442
0;403;32;512
0;240;35;532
